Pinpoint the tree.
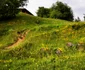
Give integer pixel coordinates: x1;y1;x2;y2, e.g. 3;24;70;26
0;0;28;19
36;7;50;18
84;14;85;21
75;17;81;22
37;1;74;21
50;1;74;21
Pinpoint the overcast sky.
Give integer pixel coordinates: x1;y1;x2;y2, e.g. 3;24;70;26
26;0;85;21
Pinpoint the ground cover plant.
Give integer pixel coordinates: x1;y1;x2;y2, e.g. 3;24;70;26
0;13;85;70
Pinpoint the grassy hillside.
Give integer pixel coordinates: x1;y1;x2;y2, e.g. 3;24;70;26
0;13;85;70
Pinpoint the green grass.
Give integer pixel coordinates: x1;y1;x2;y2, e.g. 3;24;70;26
0;13;85;70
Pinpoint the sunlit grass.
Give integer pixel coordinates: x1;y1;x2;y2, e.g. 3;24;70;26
0;13;85;70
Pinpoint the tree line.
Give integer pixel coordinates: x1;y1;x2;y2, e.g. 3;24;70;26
37;1;74;21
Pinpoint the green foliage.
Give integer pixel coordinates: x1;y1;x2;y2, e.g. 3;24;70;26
50;10;62;19
75;17;81;22
37;1;74;21
0;0;27;20
0;13;85;69
36;7;50;18
50;1;74;21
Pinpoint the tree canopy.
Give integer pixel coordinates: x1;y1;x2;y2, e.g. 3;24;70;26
50;1;74;21
0;0;28;20
37;1;74;21
36;7;50;18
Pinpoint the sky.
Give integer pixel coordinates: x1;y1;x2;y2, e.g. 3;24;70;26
26;0;85;21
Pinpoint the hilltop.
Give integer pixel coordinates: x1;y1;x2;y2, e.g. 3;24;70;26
0;13;85;70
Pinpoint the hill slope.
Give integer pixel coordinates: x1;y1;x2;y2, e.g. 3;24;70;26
0;13;85;70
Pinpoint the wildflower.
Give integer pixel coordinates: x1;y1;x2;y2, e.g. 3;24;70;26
5;64;7;67
42;43;45;47
79;37;85;43
43;47;48;51
0;44;2;47
56;48;63;56
9;59;12;62
56;30;59;32
63;56;69;59
58;48;63;51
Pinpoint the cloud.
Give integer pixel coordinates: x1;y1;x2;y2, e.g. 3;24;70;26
59;0;85;20
26;0;56;15
26;0;85;20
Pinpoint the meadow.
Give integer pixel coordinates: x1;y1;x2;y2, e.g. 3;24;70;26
0;13;85;70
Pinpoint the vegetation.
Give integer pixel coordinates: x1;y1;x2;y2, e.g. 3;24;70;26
50;1;74;21
0;0;27;19
0;13;85;70
37;7;50;18
37;1;74;21
75;17;81;22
